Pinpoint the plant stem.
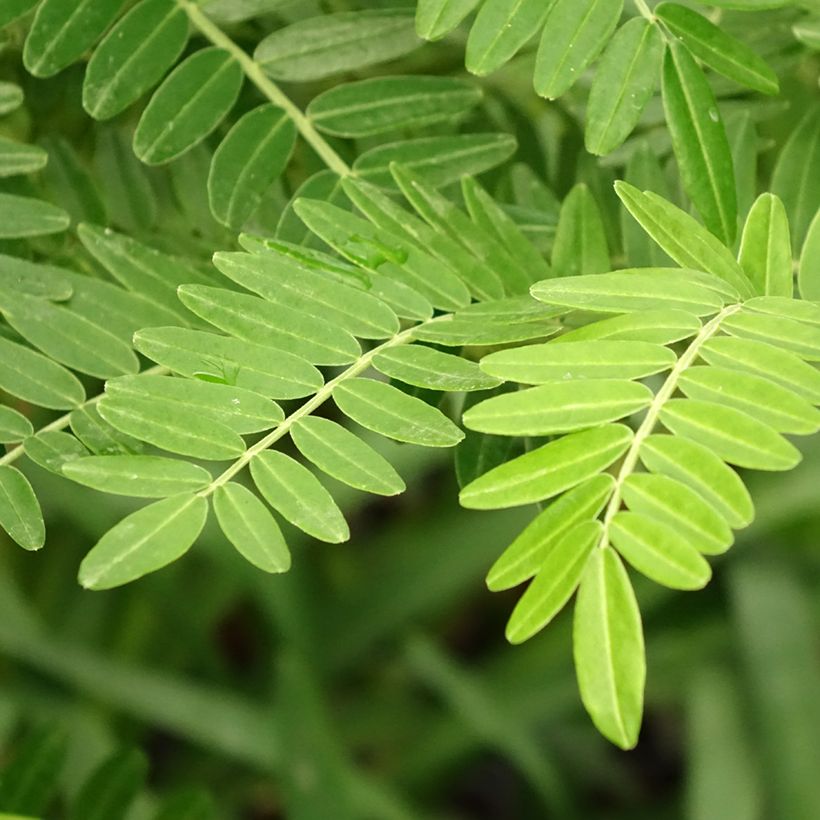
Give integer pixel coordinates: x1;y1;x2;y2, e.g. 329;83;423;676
177;0;352;177
633;0;655;21
598;303;742;546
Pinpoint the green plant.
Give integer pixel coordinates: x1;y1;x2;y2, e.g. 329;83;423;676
0;0;819;809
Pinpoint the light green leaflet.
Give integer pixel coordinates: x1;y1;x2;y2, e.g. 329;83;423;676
203;0;291;23
254;10;420;82
353;134;517;190
208;104;296;229
0;336;84;409
70;404;142;456
551;184;610;278
610;512;712;591
573;547;645;750
481;340;676;383
556;310;701;346
585;19;665;157
659;399;801;471
39;135;107;225
662;42;737;245
799;210;820;301
0;255;73;300
0;465;44;550
71;748;147;820
83;0;189;120
699;336;820;403
64;456;212;498
333;378;464;448
533;0;623;100
213;250;399;339
614;183;752;296
0;406;32;443
416;0;479;40
178;285;361;366
0;81;24;115
0;136;48;176
24;430;88;475
621;473;732;556
250;451;349;543
413;314;561;347
0;193;69;238
722;311;820;361
465;0;553;76
307;76;481;138
531;270;724;315
79;494;208;590
213;483;291;573
507;520;601;644
793;18;820;50
374;345;500;392
133;327;323;399
639;433;754;528
0;292;138;379
133;48;243;165
656;3;778;96
98;396;246;461
739;193;792;298
23;0;122;78
679;366;820;435
0;0;37;27
771;109;820;248
745;296;820;328
487;475;614;591
460;424;633;510
291;416;405;497
463;380;653;436
107;375;284;434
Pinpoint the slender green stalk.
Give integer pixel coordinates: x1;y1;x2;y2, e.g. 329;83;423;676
633;0;656;21
177;0;352;177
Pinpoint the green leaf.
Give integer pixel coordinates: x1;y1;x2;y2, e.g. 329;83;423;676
333;378;464;448
506;520;601;644
3;255;72;304
83;0;189;120
0;81;24;115
744;296;820;328
353;134;517;190
413;314;561;346
622;472;732;555
70;748;148;820
98;395;246;461
465;0;553;76
250;450;349;543
614;182;751;295
534;0;623;99
699;336;820;403
558;309;701;345
0;0;38;27
374;345;501;392
551;184;610;277
659;398;801;471
0;193;69;238
134;48;243;165
308;75;481;138
0;727;67;814
661;42;737;244
655;3;778;95
481;340;676;383
610;511;712;590
64;455;212;497
70;404;143;455
213;249;399;339
213;482;291;573
531;270;725;315
291;416;405;496
79;493;208;590
487;474;614;591
799;209;820;301
639;433;754;528
0;406;33;443
0;465;44;550
573;547;645;750
793;18;820;50
679;366;820;435
23;430;88;475
23;0;123;78
208;104;296;229
738;193;792;297
0;136;48;176
153;788;216;820
133;327;323;400
462;379;652;436
771;109;820;248
416;0;479;40
254;10;420;82
460;424;632;510
585;18;665;156
721;310;820;361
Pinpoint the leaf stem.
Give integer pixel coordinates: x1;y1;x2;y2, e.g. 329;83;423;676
177;0;352;177
633;0;655;21
599;303;742;545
